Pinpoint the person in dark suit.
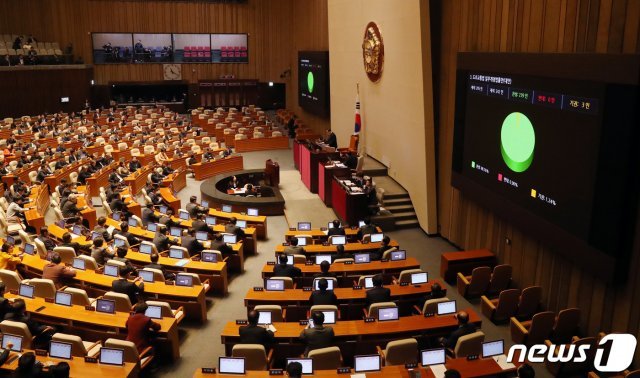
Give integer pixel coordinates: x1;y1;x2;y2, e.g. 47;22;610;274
323;129;337;149
192;214;215;237
365;274;391;306
60;232;90;254
185;196;206;218
93;216;113;242
239;310;275;350
286;362;303;378
273;254;301;278
141;203;159;227
126;303;161;353
327;220;345;236
112;266;145;305
128;156;142;172
440;311;477;349
109;193;126;213
356;218;378;240
153;226;175;253
181;229;204;257
333;245;353;261
299;311;335;356
284;237;305;255
5;299;54;348
225;217;246;239
309;278;337;306
340;152;358;170
115;223;141;247
0;283;14;320
209;233;234;257
427;282;446;300
313;261;336;278
372;235;393;261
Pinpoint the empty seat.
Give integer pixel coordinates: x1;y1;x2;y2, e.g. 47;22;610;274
104;338;154;370
52;246;76;264
63;287;95;307
546;337;597;376
452;331;485;358
515;286;542;320
378;338;418;366
270;276;294;289
309;305;338;320
366;302;396;319
457;266;491;298
417;297;451;315
481;288;520;323
28;278;56;299
510;311;555;346
146;300;185;323
551;308;581;343
0;320;35;349
231;344;271;370
103;291;133;312
52;333;101;357
308;346;342;369
397;268;424;284
0;269;23;291
487;264;512;295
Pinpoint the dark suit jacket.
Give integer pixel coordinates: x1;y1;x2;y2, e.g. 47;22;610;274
181;235;204;256
443;323;478;349
357;225;378;240
299;325;335;356
309;290;338;306
365;286;391;306
141;208;158;227
210;240;234;256
112;278;144;305
239;324;275;350
153;234;171;252
192;220;214;235
325;133;337;148
225;224;245;238
273;264;301;278
327;227;346;236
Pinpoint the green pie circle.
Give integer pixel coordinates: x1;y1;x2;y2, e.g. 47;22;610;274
307;72;314;93
500;112;535;173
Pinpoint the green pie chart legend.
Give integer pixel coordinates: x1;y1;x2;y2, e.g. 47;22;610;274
307;71;314;93
500;112;535;173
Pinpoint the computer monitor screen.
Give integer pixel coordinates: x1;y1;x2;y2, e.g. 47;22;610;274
104;264;119;277
72;258;86;270
147;223;158;232
247;208;258;216
358;220;366;227
201;251;218;263
127;218;138;227
223;234;237;244
437;300;457;315
195;231;208;241
55;219;66;228
205;216;216;225
145;305;162;319
327;221;337;229
178;210;190;220
54;291;72;306
100;348;124;365
296;237;307;246
23;243;35;255
112;212;121;221
49;341;72;359
201;200;209;208
159;205;168;214
370;233;384;243
72;225;83;235
315;255;332;265
257;311;272;325
354;355;381;373
286;358;313;375
377;307;399;321
19;284;34;298
2;334;22;352
390;250;406;261
320;311;336;324
330;236;346;245
176;274;193;287
218;357;245;374
354;253;370;264
139;270;155;283
482;340;504;358
313;278;334;291
170;227;182;237
236;220;247;229
139;243;153;254
278;255;294;265
421;348;446;366
411;272;428;284
222;205;232;213
96;299;115;314
265;279;285;291
169;247;184;259
114;238;125;248
297;222;311;231
91;231;102;241
364;276;374;289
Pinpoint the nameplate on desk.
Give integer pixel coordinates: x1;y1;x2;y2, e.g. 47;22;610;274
302;287;312;292
44;298;54;303
35;306;46;312
299;320;309;325
165;280;175;285
289;228;296;231
380;258;389;263
9;290;17;295
320;227;327;231
361;240;369;245
350;226;357;230
400;282;409;287
305;261;314;266
269;369;284;375
467;354;479;361
364;317;375;323
253;287;264;292
322;242;329;246
235;320;248;325
84;357;97;363
413;284;422;288
84;306;95;311
424;312;435;318
352;285;362;290
343;261;353;265
201;367;216;374
267;261;276;266
337;367;351;374
35;349;47;356
405;363;418;369
281;243;290;246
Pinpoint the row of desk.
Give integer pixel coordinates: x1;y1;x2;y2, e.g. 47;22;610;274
193;155;244;181
232;136;289;153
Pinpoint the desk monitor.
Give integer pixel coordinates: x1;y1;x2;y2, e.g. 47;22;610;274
176;274;194;287
411;272;428;285
247;208;258;216
257;311;272;325
297;222;311;231
54;291;72;307
55;220;66;228
437;300;457;315
354;355;381;373
145;305;163;319
327;221;340;229
286;358;313;375
139;243;153;254
139;270;155;283
201;251;218;263
147;223;158;232
201;200;209;208
218;357;245;374
330;235;346;245
222;205;232;213
482;340;504;358
195;231;209;241
315;255;332;265
223;234;237;244
236;220;247;229
358;220;366;228
91;231;102;241
127;218;138;227
364;276;374;289
320;310;336;324
159;205;168;214
205;216;217;225
112;212;122;221
170;227;182;237
265;279;285;291
370;233;384;243
19;283;34;298
354;253;370;264
113;238;125;248
178;210;190;220
390;250;406;261
72;258;86;270
91;197;102;207
23;243;35;256
421;348;446;366
49;341;73;360
72;225;83;236
377;307;399;321
2;334;23;352
313;278;334;291
169;247;185;259
103;264;119;277
96;299;116;314
276;255;294;265
296;237;307;246
100;348;125;366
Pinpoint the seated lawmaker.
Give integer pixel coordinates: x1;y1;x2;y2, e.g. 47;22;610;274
309;278;337;306
356;218;378;240
273;254;301;279
284;237;305;255
239;310;275;351
181;229;204;257
313;260;336;278
225;217;245;239
372;235;393;261
440;311;477;349
299;311;334;356
365;274;390;306
210;233;234;258
112;266;144;305
327;220;345;236
333;245;353;261
126;303;161;353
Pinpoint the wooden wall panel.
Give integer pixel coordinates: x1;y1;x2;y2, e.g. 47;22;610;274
434;0;640;364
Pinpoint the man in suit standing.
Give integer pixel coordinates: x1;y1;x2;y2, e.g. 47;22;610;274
273;254;301;279
299;311;335;356
327;220;345;236
440;311;477;349
365;274;391;306
284;237;305;255
239;310;275;350
112;266;145;305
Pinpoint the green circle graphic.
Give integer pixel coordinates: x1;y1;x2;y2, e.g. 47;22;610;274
307;72;314;93
500;112;535;173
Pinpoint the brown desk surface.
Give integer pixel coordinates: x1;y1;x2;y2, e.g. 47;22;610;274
274;240;399;254
284;227;380;239
441;249;495;262
261;257;421;277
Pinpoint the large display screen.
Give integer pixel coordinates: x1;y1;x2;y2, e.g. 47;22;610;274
452;53;640;281
298;51;330;117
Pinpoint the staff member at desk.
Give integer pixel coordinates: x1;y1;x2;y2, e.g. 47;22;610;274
299;311;334;356
228;176;240;190
440;311;477;349
322;129;338;149
273;254;301;279
112;266;145;305
366;274;391;306
309;278;337;306
239;310;275;350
